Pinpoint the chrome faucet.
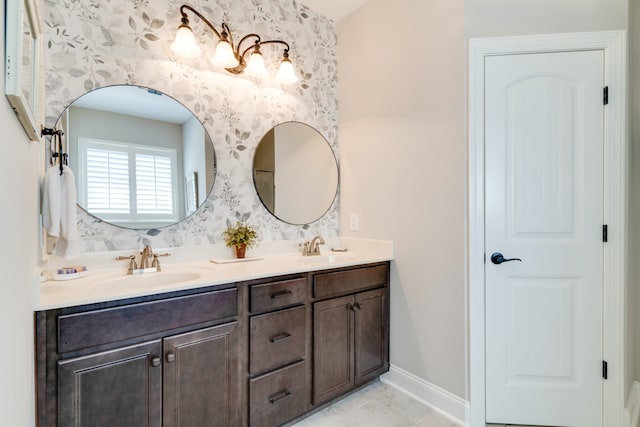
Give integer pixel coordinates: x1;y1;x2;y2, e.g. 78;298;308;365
303;235;325;256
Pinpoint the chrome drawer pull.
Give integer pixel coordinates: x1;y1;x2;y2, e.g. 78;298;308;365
269;332;292;343
268;390;291;404
270;290;292;299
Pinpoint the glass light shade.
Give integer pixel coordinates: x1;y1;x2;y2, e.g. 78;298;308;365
245;51;267;76
276;58;298;84
170;26;202;58
211;39;239;68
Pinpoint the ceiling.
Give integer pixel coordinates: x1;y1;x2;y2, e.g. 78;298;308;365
73;86;193;124
301;0;369;22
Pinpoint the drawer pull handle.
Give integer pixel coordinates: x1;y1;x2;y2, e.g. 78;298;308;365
166;353;176;363
269;390;292;404
270;290;292;299
269;332;292;343
151;357;161;367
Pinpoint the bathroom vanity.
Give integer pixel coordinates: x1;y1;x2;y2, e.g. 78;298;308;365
35;252;391;427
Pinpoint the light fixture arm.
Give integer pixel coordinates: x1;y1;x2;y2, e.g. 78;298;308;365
179;4;223;40
243;39;290;57
239;39;290;64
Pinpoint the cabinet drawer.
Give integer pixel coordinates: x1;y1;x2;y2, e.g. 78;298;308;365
250;361;306;427
313;264;388;299
58;288;237;353
250;306;306;374
250;277;307;312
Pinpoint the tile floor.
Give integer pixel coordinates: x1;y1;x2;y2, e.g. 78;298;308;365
290;380;461;427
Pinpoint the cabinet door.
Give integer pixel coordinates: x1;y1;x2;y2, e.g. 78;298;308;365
163;322;239;427
58;340;162;427
354;288;388;385
313;295;354;405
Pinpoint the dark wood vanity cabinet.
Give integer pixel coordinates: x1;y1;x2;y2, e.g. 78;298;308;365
312;265;390;406
37;286;240;427
36;262;390;427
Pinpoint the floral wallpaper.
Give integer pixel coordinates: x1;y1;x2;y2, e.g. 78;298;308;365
42;0;338;252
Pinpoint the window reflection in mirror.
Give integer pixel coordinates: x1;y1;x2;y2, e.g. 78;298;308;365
253;122;338;225
56;85;216;229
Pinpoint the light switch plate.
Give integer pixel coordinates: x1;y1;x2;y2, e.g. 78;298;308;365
350;213;359;231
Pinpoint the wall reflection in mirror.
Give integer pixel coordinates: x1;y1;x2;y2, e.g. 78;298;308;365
253;122;338;225
56;85;216;229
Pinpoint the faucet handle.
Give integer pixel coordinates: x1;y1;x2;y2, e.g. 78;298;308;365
301;242;310;256
116;255;137;274
151;252;171;271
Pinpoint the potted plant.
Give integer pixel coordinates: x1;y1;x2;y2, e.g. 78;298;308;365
222;221;258;258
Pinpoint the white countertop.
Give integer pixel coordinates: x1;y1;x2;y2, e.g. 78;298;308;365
35;237;393;311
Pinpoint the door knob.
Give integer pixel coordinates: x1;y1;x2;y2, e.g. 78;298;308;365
490;252;522;264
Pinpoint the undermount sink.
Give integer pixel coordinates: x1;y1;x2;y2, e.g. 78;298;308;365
299;254;354;264
89;270;203;290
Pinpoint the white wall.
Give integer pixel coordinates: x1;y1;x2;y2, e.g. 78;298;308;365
464;0;627;37
339;0;467;398
628;0;640;402
0;4;42;425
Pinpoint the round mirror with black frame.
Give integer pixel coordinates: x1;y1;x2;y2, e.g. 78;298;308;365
54;85;216;230
253;121;338;225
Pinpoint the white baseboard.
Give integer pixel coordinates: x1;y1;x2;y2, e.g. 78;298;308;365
628;381;640;427
381;365;469;426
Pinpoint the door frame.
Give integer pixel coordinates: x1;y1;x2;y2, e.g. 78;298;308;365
468;31;627;427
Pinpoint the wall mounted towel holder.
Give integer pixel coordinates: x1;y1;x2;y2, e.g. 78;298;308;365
42;127;66;175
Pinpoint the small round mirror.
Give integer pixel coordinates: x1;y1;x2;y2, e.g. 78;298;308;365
54;85;216;229
253;122;338;225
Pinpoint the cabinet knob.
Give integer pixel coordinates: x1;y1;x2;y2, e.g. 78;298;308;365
348;304;356;312
151;357;161;367
166;353;176;363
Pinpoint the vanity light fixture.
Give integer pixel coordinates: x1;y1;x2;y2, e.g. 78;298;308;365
170;4;299;84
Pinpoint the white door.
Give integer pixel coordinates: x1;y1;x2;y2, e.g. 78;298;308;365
485;50;605;426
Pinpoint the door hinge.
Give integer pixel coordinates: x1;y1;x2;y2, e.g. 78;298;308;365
604;86;609;105
603;360;608;379
603;224;608;242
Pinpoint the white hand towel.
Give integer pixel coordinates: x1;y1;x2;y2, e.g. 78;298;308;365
43;165;79;259
42;166;61;237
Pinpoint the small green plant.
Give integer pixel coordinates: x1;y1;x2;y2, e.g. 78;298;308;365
222;221;258;249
